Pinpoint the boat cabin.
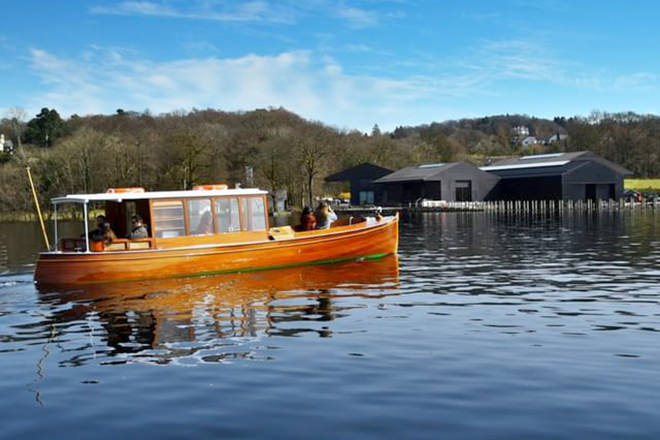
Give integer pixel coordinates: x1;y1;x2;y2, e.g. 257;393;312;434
51;186;272;253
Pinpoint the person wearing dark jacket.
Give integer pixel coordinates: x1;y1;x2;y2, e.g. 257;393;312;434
88;215;106;240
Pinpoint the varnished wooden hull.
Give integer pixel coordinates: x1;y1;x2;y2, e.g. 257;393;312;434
37;255;400;309
35;215;399;285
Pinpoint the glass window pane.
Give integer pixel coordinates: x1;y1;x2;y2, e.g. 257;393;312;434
188;198;213;235
153;200;185;238
214;198;240;233
250;197;266;230
240;197;266;231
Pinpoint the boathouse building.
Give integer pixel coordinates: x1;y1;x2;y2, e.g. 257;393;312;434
480;151;632;201
373;161;500;204
324;163;392;205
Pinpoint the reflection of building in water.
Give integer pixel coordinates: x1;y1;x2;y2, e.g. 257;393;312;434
36;257;399;365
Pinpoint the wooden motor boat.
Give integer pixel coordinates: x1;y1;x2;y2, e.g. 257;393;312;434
34;186;399;285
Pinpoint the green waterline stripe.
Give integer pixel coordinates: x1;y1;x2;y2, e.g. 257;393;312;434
183;252;392;279
70;252;393;286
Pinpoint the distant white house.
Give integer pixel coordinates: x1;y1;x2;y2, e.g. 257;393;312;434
512;126;530;137
543;133;569;144
0;134;14;154
520;136;538;146
271;189;288;213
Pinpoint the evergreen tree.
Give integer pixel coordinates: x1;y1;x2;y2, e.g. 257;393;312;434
25;108;65;147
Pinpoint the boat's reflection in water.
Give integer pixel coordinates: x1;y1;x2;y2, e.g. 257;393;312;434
36;256;399;365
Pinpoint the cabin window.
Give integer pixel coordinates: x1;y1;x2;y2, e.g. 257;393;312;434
152;200;185;238
188;198;213;235
359;190;375;204
240;196;266;231
214;198;240;233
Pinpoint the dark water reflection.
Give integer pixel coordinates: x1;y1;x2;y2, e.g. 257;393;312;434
0;211;659;439
30;258;399;366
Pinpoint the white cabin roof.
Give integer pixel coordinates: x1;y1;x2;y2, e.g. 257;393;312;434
51;188;268;204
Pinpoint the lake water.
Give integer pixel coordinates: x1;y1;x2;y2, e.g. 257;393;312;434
0;211;659;439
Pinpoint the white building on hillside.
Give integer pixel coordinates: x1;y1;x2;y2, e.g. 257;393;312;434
543;133;569;144
1;134;14;154
521;136;538;146
512;126;530;137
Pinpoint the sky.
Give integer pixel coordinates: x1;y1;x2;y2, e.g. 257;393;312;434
1;0;659;132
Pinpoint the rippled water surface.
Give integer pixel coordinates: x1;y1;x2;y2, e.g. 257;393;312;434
1;212;659;439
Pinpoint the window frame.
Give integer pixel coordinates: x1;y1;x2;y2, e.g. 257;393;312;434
237;195;268;231
150;194;269;239
211;196;242;234
151;198;187;239
187;197;214;236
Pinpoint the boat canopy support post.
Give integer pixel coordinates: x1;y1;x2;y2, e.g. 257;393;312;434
53;203;58;252
83;202;90;253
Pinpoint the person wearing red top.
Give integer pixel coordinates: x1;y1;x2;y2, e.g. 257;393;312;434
300;206;317;231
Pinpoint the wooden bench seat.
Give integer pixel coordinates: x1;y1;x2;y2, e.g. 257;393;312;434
60;237;154;252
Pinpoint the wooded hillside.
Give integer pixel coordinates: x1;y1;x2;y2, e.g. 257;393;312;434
1;107;658;215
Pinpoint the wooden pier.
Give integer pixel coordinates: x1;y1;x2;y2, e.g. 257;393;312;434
409;199;660;214
336;200;659;215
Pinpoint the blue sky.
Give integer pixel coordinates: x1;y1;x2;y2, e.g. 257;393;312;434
1;0;659;131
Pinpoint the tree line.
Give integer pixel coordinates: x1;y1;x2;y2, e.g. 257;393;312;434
0;107;658;217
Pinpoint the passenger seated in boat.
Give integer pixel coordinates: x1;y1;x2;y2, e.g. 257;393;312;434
99;222;117;245
128;215;148;239
195;211;213;235
300;206;317;231
87;215;106;240
315;202;337;230
89;222;117;251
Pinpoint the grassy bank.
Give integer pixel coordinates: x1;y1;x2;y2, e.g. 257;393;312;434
0;209;101;222
625;179;660;191
0;212;41;222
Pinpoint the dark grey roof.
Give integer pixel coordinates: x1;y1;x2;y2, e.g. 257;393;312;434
325;163;392;182
373;162;458;183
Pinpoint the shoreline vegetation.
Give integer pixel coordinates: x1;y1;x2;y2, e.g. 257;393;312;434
625;178;660;191
1;107;659;219
0;208;296;223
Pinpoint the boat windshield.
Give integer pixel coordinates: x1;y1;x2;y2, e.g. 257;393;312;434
49;193;270;253
50;199;152;253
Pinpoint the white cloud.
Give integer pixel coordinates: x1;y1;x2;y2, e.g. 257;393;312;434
24;41;659;132
465;39;563;82
336;7;378;28
612;72;658;90
90;1;405;31
27;47;453;130
91;1;296;23
345;43;372;53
